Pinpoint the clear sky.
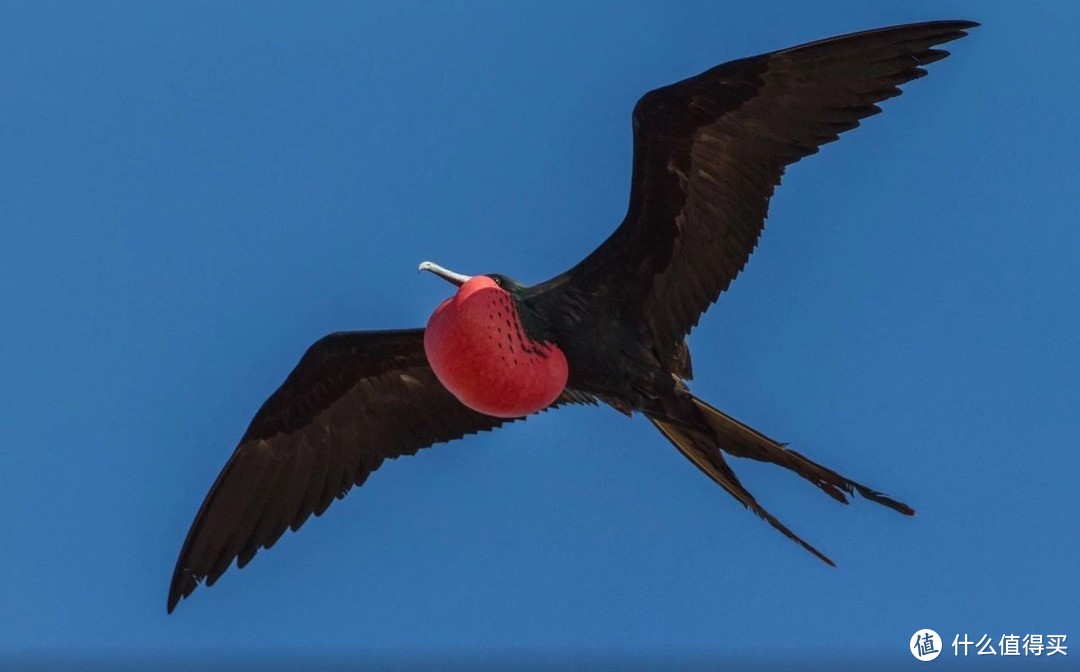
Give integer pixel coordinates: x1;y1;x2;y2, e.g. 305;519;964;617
2;2;1077;670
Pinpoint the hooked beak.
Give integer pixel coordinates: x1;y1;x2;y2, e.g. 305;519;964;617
418;261;473;287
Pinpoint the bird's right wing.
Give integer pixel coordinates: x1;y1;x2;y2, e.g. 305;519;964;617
168;328;589;613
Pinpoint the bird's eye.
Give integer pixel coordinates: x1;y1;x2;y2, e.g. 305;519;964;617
492;276;502;286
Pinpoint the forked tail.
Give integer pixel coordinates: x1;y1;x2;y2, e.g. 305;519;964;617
645;393;914;565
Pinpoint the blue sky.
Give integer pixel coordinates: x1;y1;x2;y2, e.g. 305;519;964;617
2;2;1077;669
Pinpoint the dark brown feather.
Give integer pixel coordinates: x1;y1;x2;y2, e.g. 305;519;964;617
689;396;915;515
167;329;591;612
647;392;914;566
647;412;835;566
544;20;978;364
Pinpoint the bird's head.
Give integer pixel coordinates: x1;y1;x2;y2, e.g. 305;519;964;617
418;261;526;296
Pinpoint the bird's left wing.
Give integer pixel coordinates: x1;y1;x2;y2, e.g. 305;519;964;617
539;20;977;366
168;329;587;612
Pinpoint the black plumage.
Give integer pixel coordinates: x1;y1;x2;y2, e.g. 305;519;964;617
169;20;977;613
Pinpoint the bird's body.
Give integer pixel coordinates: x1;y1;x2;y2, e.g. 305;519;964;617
169;20;978;612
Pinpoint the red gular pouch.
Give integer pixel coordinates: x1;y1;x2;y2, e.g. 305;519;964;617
424;276;569;418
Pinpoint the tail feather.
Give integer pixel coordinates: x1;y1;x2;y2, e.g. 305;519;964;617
647;414;836;567
645;393;914;565
690;396;915;516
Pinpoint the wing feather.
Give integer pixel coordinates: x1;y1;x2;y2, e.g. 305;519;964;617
544;20;977;364
168;328;591;612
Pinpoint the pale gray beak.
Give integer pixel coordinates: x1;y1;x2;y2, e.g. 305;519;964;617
418;261;473;287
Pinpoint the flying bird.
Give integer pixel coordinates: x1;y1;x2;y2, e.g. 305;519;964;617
168;20;978;612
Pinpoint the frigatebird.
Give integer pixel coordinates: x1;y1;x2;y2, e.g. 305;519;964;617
168;20;977;612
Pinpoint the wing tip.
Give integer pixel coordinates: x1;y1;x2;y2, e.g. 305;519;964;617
775;19;981;60
903;19;981;33
166;570;196;614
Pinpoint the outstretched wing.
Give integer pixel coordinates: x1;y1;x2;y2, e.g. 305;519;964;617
168;329;588;612
548;20;977;364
